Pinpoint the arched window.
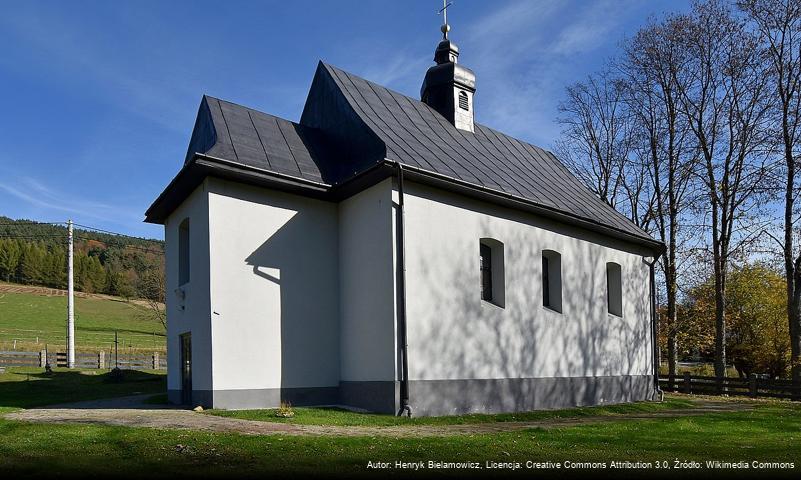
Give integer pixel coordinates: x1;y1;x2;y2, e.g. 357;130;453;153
542;250;562;313
606;262;622;317
178;218;190;286
479;238;504;307
458;90;469;110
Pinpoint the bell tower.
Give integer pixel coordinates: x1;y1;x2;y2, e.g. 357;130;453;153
420;2;476;133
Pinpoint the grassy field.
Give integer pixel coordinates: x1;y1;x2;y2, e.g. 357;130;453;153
0;366;799;477
0;367;166;409
206;398;697;426
1;400;799;477
0;287;165;353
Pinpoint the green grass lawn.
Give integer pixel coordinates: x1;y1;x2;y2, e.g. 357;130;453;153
0;367;166;409
0;366;798;477
206;398;696;426
0;400;799;477
0;290;165;352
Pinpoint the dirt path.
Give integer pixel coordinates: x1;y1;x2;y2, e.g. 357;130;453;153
3;397;755;438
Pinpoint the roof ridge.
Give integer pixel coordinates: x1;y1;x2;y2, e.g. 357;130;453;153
208;95;305;128
318;63;655;243
158;63;657;246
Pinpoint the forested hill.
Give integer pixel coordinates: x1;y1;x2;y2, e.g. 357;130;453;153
0;216;164;301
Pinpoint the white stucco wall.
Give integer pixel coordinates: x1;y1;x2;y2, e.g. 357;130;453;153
165;181;212;393
206;178;340;391
338;179;397;382
165;172;654;403
397;181;654;381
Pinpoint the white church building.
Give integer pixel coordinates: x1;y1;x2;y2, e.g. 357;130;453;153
146;30;663;416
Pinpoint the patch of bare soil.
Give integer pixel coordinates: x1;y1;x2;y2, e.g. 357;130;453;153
3;396;756;438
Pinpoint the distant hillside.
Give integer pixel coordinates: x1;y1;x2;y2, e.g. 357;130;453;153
0;285;165;353
0;216;164;301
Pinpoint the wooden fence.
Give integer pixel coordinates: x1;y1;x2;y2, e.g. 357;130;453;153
659;373;801;400
0;350;165;370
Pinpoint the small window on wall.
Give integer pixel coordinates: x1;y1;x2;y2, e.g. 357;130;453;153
479;238;505;307
607;262;623;317
179;218;190;286
542;250;562;313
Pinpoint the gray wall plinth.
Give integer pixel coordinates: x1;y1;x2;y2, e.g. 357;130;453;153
407;375;655;416
169;376;656;415
210;386;339;410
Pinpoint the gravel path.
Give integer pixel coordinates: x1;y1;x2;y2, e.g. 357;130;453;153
3;397;755;438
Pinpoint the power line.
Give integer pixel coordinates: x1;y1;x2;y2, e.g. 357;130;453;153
0;234;68;240
0;234;162;255
74;234;164;256
73;223;157;242
1;220;161;245
0;221;65;226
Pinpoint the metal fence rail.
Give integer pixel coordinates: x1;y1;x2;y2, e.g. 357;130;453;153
659;373;801;400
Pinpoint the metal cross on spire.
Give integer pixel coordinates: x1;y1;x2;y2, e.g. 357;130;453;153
438;0;453;39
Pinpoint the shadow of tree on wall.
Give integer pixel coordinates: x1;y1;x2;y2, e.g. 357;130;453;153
407;204;652;414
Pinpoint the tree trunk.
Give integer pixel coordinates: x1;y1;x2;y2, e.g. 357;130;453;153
784;112;801;385
714;262;727;382
666;262;678;387
792;257;801;384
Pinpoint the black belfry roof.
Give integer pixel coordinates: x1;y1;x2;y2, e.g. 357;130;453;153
146;61;660;250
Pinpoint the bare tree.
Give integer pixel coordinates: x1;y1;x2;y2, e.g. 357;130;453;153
139;269;166;331
739;0;801;383
557;72;631;210
672;0;772;380
622;14;700;385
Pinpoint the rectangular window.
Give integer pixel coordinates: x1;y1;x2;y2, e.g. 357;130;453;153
542;255;550;307
542;250;562;312
480;243;493;302
179;218;190;286
607;262;623;317
480;239;505;307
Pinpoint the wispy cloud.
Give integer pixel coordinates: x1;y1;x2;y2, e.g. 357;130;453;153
0;176;144;226
360;51;431;94
325;0;636;148
463;0;635;146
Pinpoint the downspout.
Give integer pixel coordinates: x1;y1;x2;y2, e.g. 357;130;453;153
396;162;412;417
644;254;664;401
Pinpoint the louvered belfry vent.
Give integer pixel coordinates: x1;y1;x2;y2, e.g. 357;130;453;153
458;91;469;110
420;35;476;132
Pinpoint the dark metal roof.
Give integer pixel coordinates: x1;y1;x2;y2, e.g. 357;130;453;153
186;95;329;183
302;62;652;243
146;62;657;249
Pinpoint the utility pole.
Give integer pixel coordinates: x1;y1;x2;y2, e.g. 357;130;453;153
67;219;75;369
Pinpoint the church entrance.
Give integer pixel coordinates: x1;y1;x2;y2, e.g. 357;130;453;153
180;333;192;405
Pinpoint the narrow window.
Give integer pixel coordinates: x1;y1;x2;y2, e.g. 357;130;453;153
542;255;550;307
607;262;622;317
480;244;492;302
479;239;505;307
458;91;469;110
542;250;562;312
178;218;190;285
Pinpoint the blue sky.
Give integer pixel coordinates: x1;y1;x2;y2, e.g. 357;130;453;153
0;0;690;239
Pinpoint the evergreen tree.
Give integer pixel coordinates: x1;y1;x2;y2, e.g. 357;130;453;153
0;239;21;281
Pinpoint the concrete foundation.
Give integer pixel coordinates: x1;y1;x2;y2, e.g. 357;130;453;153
170;375;656;416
